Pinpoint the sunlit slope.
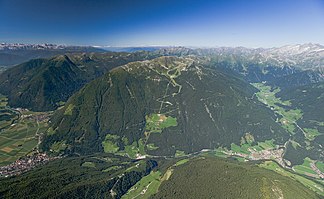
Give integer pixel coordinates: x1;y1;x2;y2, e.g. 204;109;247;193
42;56;288;156
152;157;320;199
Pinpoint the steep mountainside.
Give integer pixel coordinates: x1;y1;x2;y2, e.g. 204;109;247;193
41;56;288;156
0;56;87;111
0;154;158;199
277;82;324;164
152;157;320;199
0;51;158;111
266;70;324;90
278;82;324;128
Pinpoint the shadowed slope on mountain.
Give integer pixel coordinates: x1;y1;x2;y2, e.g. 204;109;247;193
0;52;158;111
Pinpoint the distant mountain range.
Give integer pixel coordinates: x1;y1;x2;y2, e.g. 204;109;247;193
2;43;323;70
102;46;169;52
0;43;70;50
158;43;324;72
157;44;324;87
0;43;106;66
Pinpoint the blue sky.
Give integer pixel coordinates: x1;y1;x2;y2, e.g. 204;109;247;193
1;0;324;47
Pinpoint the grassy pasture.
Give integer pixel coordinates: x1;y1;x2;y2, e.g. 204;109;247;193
145;113;177;134
293;157;318;176
122;171;162;199
0;99;49;166
315;161;324;173
303;128;321;141
252;83;303;135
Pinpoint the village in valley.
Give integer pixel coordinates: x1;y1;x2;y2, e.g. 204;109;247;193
0;152;58;177
0;94;54;177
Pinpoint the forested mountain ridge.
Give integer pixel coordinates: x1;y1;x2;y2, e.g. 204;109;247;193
41;56;288;156
0;51;158;111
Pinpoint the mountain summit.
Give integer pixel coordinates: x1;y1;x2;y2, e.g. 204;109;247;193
42;56;288;156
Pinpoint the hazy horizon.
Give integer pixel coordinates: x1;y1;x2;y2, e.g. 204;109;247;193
2;42;324;49
1;0;324;48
